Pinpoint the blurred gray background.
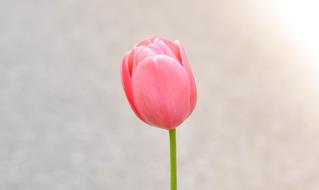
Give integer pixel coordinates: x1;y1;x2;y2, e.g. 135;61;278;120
1;0;319;189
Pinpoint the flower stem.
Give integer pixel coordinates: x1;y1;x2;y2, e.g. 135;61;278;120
169;129;177;190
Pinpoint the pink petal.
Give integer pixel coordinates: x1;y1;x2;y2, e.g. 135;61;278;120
125;47;156;78
176;41;197;113
151;38;179;61
135;36;157;47
135;36;182;63
133;46;156;66
157;37;182;63
147;43;165;54
132;55;191;129
121;54;146;122
124;50;134;76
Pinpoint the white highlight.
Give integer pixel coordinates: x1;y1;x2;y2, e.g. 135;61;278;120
273;0;319;63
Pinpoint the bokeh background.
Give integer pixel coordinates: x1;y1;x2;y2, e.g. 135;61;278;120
1;0;319;189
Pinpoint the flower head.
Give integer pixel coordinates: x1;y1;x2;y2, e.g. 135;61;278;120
121;36;197;129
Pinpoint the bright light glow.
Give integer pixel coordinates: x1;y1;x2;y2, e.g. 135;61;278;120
273;0;319;63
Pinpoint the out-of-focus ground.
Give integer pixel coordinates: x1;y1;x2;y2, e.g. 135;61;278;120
1;0;319;189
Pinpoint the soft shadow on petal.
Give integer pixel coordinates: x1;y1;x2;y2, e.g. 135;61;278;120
176;41;197;113
121;55;146;122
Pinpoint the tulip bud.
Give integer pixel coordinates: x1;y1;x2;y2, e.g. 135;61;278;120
121;36;197;129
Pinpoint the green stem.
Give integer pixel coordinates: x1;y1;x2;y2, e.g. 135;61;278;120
169;129;177;190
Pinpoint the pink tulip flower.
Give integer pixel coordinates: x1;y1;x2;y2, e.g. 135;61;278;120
121;36;197;130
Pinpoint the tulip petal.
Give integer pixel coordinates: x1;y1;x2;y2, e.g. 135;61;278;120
132;55;191;129
147;43;165;55
151;38;179;61
121;55;146;122
176;41;197;112
133;46;157;66
135;36;156;47
136;37;166;56
158;37;182;63
124;49;135;76
136;36;182;62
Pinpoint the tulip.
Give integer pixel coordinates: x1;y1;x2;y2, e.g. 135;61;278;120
121;36;197;130
121;36;197;190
